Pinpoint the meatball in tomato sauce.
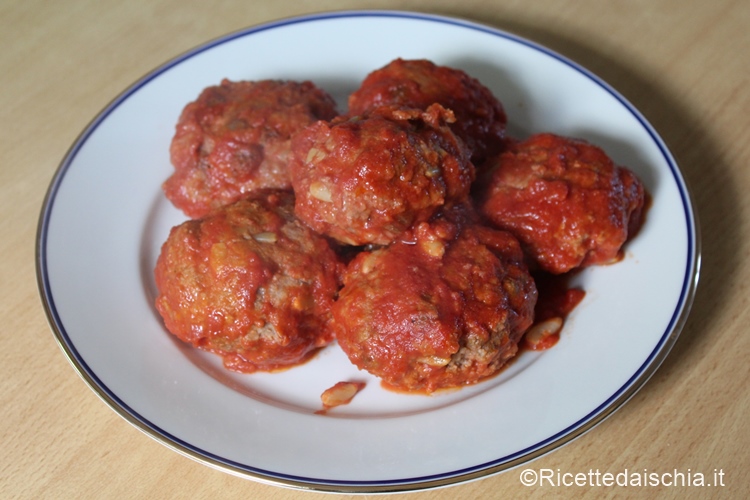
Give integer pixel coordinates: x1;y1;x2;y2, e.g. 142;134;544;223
348;58;507;165
332;204;537;393
478;133;646;274
154;190;342;373
164;79;338;218
289;104;474;246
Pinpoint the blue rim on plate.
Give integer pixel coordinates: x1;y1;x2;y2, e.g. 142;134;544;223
36;10;700;493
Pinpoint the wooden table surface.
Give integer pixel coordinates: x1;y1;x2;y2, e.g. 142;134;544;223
3;0;748;498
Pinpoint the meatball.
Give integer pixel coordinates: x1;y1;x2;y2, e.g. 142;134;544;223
348;58;507;165
154;190;342;373
331;204;537;393
289;104;474;246
164;79;338;218
478;133;646;274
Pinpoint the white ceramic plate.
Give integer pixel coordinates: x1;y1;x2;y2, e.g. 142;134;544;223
37;11;699;493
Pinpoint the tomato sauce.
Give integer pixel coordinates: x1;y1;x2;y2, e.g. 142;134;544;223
522;271;586;351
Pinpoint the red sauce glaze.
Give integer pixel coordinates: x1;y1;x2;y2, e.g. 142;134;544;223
165;79;338;218
478;133;646;274
348;58;507;165
521;271;586;351
154;190;343;373
156;63;652;394
289;105;474;246
533;272;587;322
332;204;537;393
